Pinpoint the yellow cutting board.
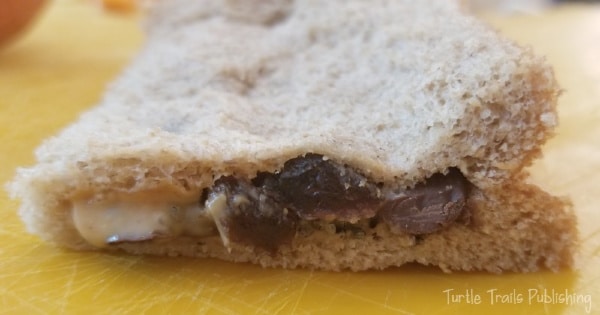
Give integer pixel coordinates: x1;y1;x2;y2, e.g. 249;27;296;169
1;1;598;314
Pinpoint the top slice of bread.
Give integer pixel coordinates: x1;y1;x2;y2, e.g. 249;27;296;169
9;0;564;253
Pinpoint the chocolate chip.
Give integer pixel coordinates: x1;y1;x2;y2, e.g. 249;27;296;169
379;168;467;234
276;154;380;222
205;157;467;252
212;176;297;253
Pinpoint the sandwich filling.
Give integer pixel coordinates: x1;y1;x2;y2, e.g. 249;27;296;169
72;154;468;252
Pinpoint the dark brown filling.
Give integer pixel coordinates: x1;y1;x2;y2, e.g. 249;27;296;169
209;154;468;253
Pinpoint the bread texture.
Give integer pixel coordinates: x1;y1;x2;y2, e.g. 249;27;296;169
9;0;576;272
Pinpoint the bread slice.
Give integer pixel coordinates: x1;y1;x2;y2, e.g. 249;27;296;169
8;0;576;272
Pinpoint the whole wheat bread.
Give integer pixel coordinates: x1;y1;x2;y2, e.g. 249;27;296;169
8;0;576;272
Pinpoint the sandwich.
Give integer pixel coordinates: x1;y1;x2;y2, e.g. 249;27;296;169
9;0;577;272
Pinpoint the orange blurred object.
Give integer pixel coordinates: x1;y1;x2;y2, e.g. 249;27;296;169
0;0;46;47
101;0;136;13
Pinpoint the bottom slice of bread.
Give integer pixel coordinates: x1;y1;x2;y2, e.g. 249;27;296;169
110;182;576;273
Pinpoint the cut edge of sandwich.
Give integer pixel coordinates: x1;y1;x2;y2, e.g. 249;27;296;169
8;149;577;273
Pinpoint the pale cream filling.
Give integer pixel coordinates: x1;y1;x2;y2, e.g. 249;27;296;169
71;192;216;248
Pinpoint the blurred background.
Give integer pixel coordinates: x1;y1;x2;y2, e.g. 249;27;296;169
2;0;600;49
